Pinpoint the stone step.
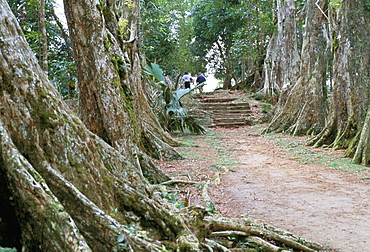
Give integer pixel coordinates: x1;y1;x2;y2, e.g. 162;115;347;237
208;121;247;128
212;110;252;115
213;117;248;123
200;105;251;112
200;102;250;107
191;93;255;127
200;97;238;103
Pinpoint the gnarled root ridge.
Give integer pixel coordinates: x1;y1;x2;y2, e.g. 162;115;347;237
199;215;334;252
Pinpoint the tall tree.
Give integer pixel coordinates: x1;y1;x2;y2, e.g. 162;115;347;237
265;0;330;135
229;0;275;90
39;0;48;74
192;0;246;89
141;0;204;79
263;0;301;101
0;1;329;251
63;0;181;181
308;0;370;159
0;1;201;249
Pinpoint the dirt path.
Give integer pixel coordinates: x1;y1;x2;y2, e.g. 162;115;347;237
214;127;370;252
159;126;370;252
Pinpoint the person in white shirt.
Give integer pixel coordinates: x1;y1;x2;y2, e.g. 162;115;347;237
182;72;193;89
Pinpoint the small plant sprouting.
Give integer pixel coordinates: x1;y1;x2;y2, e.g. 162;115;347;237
202;200;218;214
252;92;264;101
261;103;272;113
159;190;185;209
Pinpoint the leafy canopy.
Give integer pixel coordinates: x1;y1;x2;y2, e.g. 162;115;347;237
191;0;275;82
141;0;206;78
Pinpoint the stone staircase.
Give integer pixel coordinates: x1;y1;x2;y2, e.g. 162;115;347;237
189;91;253;128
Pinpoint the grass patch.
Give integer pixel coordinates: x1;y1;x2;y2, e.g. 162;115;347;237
180;150;201;159
173;129;240;170
178;136;199;146
219;155;239;166
269;133;370;176
251;125;265;133
264;132;283;139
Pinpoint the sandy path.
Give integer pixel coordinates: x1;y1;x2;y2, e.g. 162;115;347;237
213;127;370;252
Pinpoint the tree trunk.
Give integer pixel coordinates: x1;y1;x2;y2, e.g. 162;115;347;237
222;69;233;90
115;0;182;158
265;0;329;135
262;0;300;101
50;6;76;98
345;2;370;164
0;1;335;251
0;2;198;250
213;40;233;90
308;0;370;154
63;0;181;182
38;0;48;74
353;108;370;165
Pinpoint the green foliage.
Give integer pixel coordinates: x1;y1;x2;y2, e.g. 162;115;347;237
328;0;342;9
142;0;275;84
145;63;206;134
192;0;275;83
202;200;218;213
50;59;77;99
252;92;264;101
366;0;370;10
230;1;275;74
118;18;129;31
159;191;185;209
8;0;77;99
0;248;17;252
144;62;165;82
124;0;136;8
141;0;205;78
192;0;241;63
261;103;272;113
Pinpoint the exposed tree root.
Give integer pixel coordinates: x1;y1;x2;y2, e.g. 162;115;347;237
201;180;211;202
1;120;336;251
0;1;339;250
203;216;330;252
204;238;230;251
247;236;288;252
161;180;198;185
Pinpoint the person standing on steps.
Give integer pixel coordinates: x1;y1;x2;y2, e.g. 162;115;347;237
196;72;206;98
182;72;193;89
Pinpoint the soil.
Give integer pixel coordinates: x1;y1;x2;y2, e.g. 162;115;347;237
156;92;370;252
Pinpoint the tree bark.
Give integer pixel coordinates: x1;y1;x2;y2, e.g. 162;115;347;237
349;2;370;165
308;0;370;154
0;2;199;250
262;0;300;101
38;0;48;74
115;0;182;157
0;124;92;251
63;0;181;182
353;108;370;165
0;1;338;251
265;0;329;135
